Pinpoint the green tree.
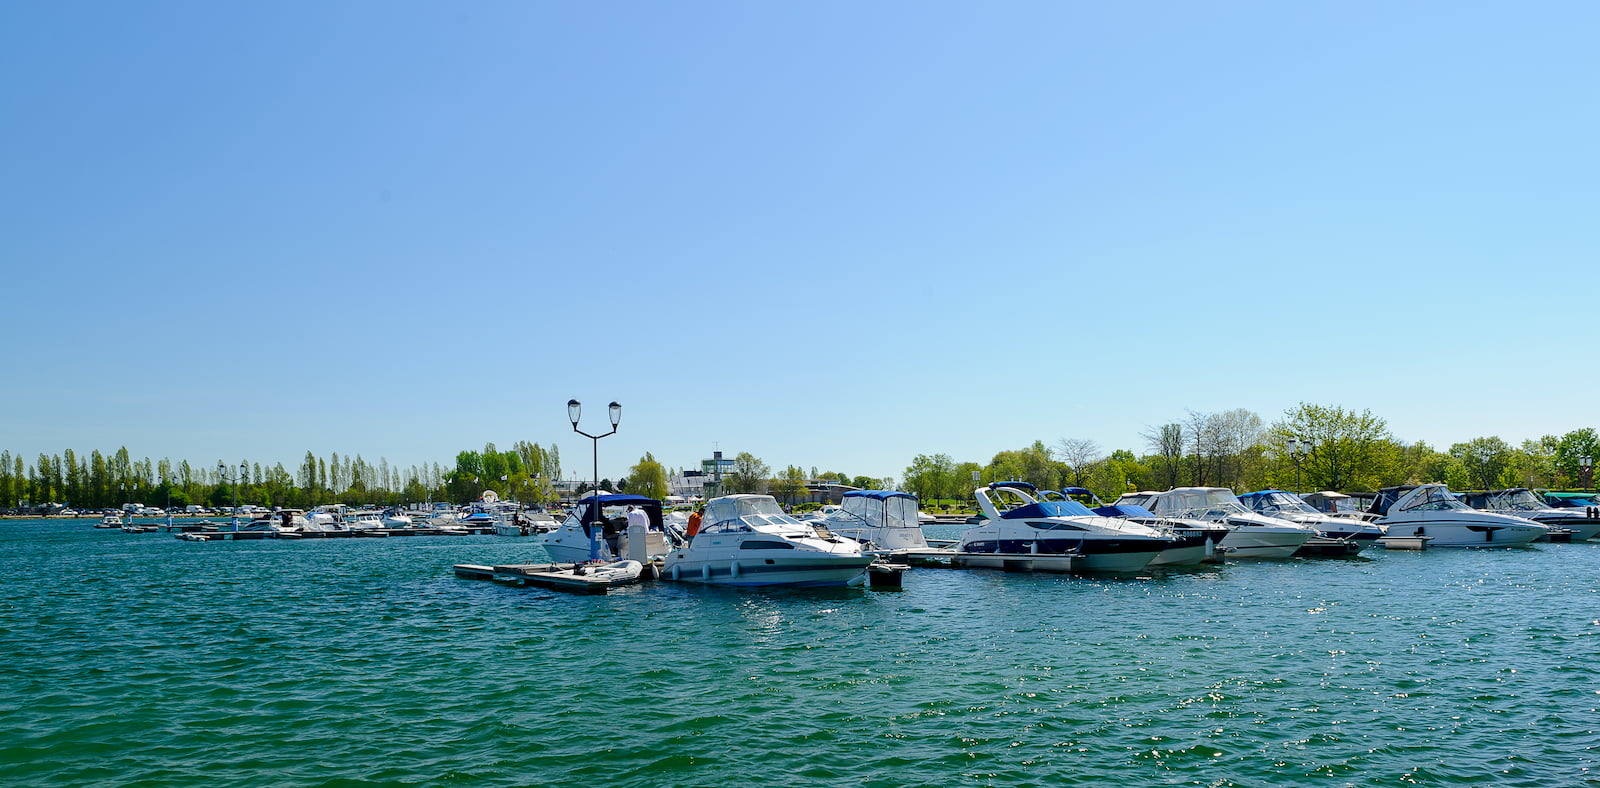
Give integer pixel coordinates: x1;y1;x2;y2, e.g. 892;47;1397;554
724;452;770;494
987;441;1060;490
628;452;670;500
770;465;807;505
1450;436;1512;490
902;453;956;502
1270;404;1397;492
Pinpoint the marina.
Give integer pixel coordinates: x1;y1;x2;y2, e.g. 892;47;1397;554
3;515;1598;787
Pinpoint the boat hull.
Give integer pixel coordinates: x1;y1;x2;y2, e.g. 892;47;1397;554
662;554;874;587
1378;520;1546;547
1220;528;1311;559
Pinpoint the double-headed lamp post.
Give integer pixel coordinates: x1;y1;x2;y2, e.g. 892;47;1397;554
1287;436;1315;493
569;399;620;560
1581;454;1594;494
218;460;248;530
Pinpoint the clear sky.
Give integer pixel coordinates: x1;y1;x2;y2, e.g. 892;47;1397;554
4;1;1597;485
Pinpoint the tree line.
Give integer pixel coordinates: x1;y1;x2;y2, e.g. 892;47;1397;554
901;403;1600;505
1;441;565;511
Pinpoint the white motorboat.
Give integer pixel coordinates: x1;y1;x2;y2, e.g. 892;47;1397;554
820;490;928;553
956;483;1172;573
1369;485;1548;547
543;494;675;563
1052;488;1230;566
343;509;386;530
662;494;874;587
380;508;413;528
1237;490;1385;552
1457;488;1600;541
96;513;124;528
1116;487;1315;559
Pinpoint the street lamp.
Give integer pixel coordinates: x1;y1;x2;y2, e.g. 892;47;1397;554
1287;436;1315;493
569;398;621;560
1581;454;1594;494
218;460;248;530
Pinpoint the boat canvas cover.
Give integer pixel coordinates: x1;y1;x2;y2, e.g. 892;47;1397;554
576;495;663;527
1000;500;1097;520
1094;504;1157;518
839;490;920;529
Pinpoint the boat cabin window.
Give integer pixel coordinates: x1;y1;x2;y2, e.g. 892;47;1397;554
1253;492;1318;515
1487;490;1545;511
1401;486;1469;512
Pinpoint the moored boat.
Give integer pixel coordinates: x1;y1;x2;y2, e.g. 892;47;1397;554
662;494;873;587
956;483;1172;573
1368;484;1547;547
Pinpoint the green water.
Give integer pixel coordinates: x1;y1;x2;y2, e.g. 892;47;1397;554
2;521;1597;787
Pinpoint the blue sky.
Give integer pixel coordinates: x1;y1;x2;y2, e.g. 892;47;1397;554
4;1;1597;484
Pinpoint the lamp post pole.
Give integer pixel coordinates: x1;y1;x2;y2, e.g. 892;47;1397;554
1582;454;1594;494
1287;437;1313;494
568;399;621;561
219;460;247;531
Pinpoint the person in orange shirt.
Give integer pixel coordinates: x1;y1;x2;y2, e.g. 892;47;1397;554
686;505;703;542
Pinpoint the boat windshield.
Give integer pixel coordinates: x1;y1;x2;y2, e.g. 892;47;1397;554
1487;490;1547;511
1114;493;1155;509
1400;486;1470;512
1160;489;1248;518
1252;492;1319;515
703;495;808;532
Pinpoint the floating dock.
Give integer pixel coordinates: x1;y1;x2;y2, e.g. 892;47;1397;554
454;562;655;594
1295;536;1365;557
1379;535;1432;550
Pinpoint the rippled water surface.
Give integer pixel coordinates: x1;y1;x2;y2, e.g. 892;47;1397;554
2;520;1598;787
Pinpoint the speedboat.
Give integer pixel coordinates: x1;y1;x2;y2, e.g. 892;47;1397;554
380;508;413;528
662;494;873;587
955;483;1172;573
1368;484;1548;547
1457;488;1600;541
1237;490;1385;552
820;490;928;553
1054;487;1229;565
1116;487;1315;559
543;494;674;563
96;513;124;528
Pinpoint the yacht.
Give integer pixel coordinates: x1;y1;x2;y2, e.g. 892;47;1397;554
380;508;413;528
343;509;386;530
1457;488;1600;541
1237;490;1386;552
1368;484;1547;546
661;494;873;587
956;483;1172;573
1115;487;1315;559
1050;488;1230;566
820;490;928;553
543;494;674;563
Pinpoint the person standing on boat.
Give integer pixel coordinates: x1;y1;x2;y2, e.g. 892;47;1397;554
686;506;703;542
626;505;649;532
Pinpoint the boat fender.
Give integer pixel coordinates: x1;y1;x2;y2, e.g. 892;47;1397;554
701;564;712;581
730;560;740;578
670;564;681;581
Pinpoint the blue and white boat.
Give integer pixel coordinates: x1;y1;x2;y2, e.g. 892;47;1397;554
662;495;873;587
955;483;1172;573
820;490;928;553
